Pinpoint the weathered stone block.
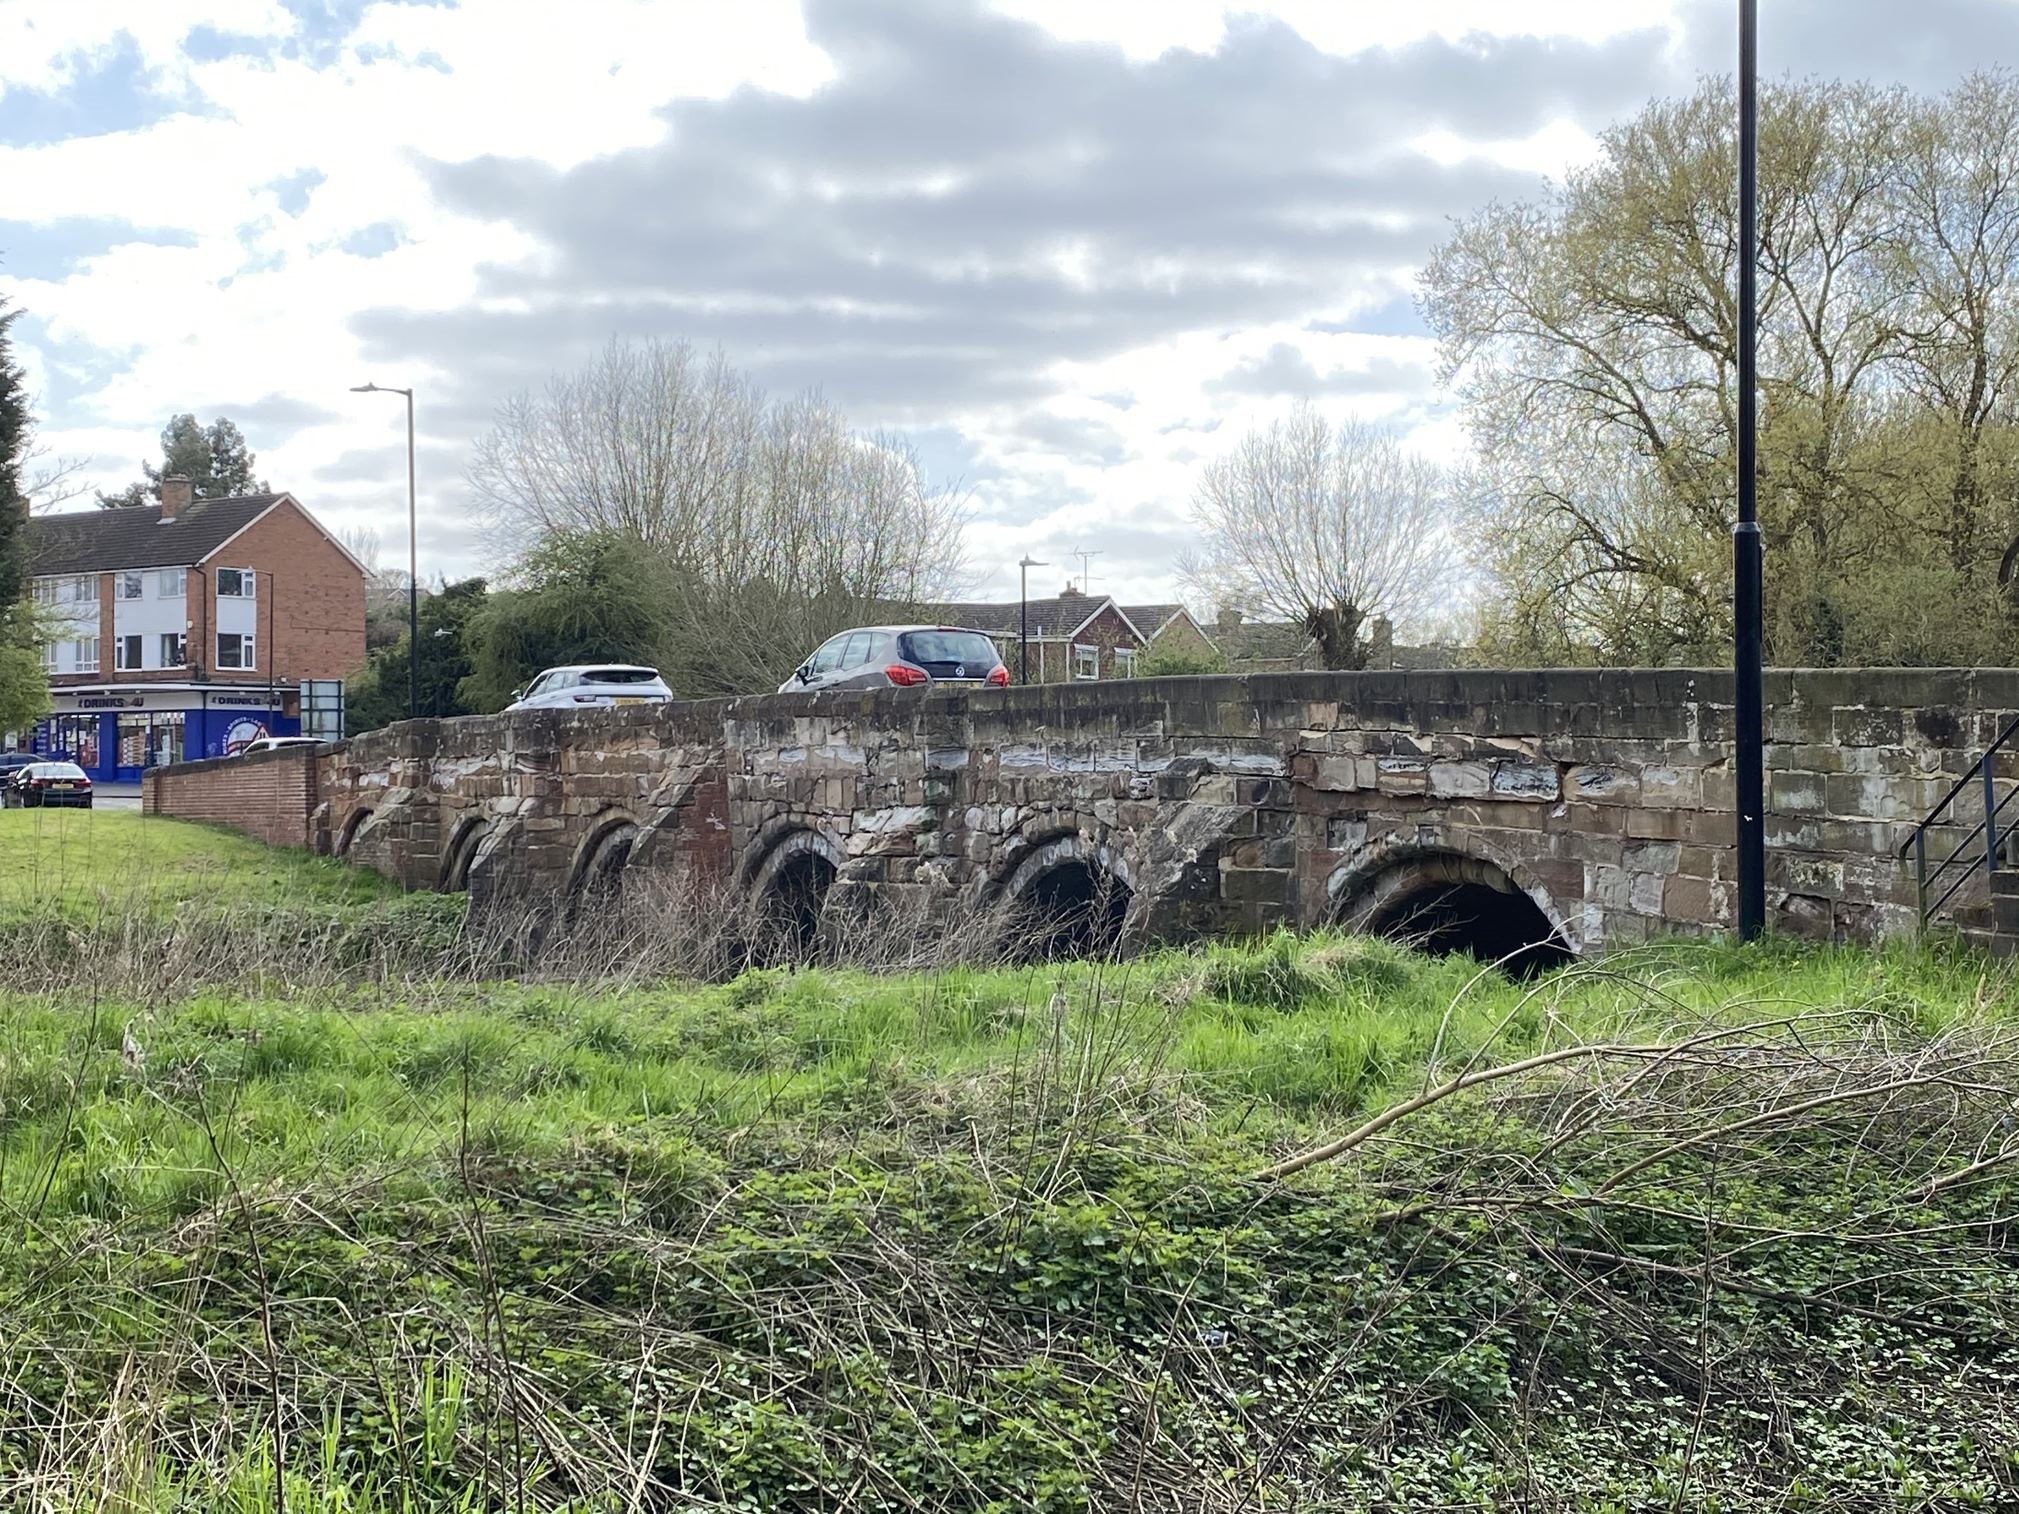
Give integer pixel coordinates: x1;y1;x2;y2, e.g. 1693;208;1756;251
1639;764;1701;808
1568;764;1638;803
1428;760;1492;799
1220;866;1292;904
1835;706;1905;747
1662;873;1724;924
1492;760;1561;801
1327;815;1369;851
1376;757;1428;795
1625;840;1681;876
1768;770;1828;816
1628;871;1666;915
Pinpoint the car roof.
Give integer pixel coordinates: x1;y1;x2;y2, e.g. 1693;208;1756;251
825;625;997;637
539;664;663;675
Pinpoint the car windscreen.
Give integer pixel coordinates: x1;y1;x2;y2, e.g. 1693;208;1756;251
583;668;660;684
35;764;86;779
897;631;1000;671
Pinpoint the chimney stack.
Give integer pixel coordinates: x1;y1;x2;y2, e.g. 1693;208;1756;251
160;474;193;520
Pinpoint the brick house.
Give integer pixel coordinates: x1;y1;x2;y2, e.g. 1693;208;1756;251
19;476;366;780
924;586;1148;682
1118;603;1221;667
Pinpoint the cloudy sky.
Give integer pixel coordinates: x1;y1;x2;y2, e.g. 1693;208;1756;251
3;0;2012;603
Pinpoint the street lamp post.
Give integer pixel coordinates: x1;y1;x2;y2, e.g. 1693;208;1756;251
1018;555;1048;684
1734;0;1765;941
350;383;418;722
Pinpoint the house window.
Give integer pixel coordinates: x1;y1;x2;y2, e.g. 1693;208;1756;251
1114;647;1139;678
1073;643;1099;680
114;571;144;601
217;633;254;670
36;575;94;604
157;568;186;598
115;634;144;671
40;641;57;671
159;632;186;667
75;637;99;673
216;568;255;599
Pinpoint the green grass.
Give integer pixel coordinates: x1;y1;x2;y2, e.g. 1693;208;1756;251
7;818;2019;1508
0;809;401;922
8;932;2019;1508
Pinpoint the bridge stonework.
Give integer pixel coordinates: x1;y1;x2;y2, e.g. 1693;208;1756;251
159;669;2019;954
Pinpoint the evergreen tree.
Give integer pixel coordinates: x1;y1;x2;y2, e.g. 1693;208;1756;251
0;297;52;736
344;577;488;734
0;298;27;604
98;413;268;507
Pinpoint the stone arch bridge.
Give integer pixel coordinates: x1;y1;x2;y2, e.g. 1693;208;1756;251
145;669;2018;957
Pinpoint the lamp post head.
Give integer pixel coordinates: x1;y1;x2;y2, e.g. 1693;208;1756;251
1018;555;1048;569
349;384;378;394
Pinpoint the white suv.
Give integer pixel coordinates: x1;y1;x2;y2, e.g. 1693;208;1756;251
237;736;323;757
506;665;675;712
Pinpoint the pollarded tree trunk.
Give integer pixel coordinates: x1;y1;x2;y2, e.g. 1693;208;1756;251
1305;602;1367;670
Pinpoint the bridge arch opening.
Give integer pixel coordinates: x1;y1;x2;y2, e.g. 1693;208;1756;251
335;806;374;858
998;835;1133;961
746;828;844;964
439;817;491;893
570;817;640;907
1337;849;1572;977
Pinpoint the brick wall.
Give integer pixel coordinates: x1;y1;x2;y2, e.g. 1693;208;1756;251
143;746;322;848
207;501;365;686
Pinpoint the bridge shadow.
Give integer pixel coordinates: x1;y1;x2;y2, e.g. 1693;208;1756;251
1004;861;1133;963
1337;849;1574;979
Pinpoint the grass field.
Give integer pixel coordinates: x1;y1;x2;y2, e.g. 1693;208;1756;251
5;817;2019;1509
0;808;401;920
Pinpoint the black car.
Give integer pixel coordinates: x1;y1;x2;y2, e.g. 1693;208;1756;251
4;760;94;808
0;751;36;783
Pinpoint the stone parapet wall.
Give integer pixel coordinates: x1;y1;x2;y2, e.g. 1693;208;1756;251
144;669;2019;952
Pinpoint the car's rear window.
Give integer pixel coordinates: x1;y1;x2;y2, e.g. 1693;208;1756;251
584;668;660;684
36;763;86;779
898;631;1000;668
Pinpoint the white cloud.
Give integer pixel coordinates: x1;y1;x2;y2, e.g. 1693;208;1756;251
0;0;1986;608
0;0;295;94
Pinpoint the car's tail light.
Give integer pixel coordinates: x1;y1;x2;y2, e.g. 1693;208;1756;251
885;664;929;687
986;666;1010;687
76;777;90;788
571;694;601;703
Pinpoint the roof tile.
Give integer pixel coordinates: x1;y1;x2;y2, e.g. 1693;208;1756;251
27;495;287;576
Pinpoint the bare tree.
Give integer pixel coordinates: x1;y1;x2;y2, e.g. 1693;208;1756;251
1180;405;1457;669
339;524;418;651
467;338;969;694
22;446;88;513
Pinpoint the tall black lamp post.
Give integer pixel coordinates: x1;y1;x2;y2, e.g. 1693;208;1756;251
1734;0;1766;941
1018;555;1047;684
350;382;419;721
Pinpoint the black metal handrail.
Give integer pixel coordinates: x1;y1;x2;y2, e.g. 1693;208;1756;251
1899;712;2019;924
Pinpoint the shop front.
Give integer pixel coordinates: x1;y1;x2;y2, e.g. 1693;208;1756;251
31;685;301;782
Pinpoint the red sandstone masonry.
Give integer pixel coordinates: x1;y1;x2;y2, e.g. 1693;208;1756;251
142;668;2019;953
